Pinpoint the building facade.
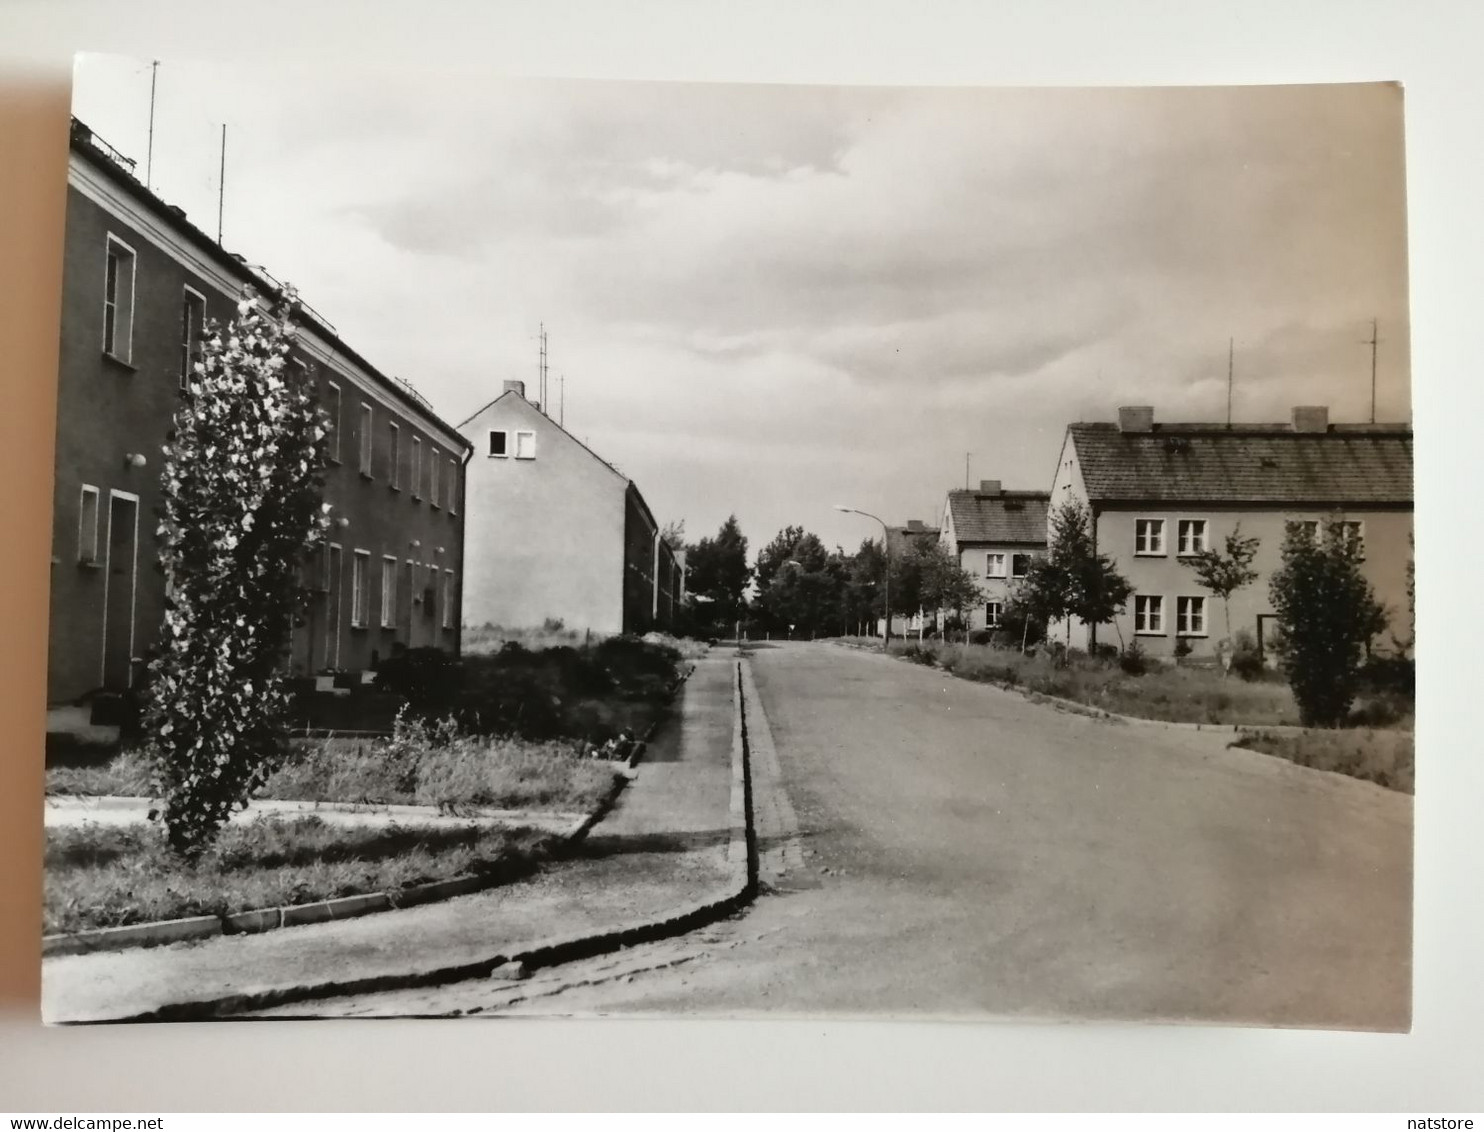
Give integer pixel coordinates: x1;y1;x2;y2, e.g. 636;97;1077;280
938;481;1050;631
458;382;680;636
48;119;469;705
1049;405;1414;659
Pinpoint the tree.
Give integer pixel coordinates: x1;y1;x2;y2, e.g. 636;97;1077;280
914;542;983;633
1183;523;1260;665
660;519;686;552
754;524;806;593
1017;498;1131;661
685;515;752;630
146;285;330;857
753;526;843;636
1268;517;1388;727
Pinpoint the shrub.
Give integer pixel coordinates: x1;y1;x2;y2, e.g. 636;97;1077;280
968;629;993;646
1228;629;1266;682
1173;637;1193;660
1119;642;1149;676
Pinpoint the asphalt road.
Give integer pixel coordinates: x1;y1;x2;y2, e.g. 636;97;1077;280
317;642;1413;1028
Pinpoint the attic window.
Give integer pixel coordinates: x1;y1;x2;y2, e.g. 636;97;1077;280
1163;437;1190;454
488;430;508;458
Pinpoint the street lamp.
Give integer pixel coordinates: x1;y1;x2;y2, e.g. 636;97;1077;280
834;504;891;650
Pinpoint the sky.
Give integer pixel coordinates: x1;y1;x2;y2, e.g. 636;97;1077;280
72;59;1411;558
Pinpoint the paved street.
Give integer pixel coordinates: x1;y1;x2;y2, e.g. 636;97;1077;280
310;643;1412;1028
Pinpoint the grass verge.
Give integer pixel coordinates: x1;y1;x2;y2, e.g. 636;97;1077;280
1230;729;1414;795
44;817;560;935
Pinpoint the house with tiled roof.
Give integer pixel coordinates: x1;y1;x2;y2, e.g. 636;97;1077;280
938;481;1051;631
1050;405;1414;659
457;381;682;636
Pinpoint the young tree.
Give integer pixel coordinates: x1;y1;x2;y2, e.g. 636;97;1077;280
1268;517;1388;727
1017;498;1131;661
660;519;686;552
147;285;330;857
1183;524;1260;658
915;542;983;634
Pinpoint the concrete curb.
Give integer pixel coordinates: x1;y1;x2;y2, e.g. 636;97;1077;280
69;659;756;1023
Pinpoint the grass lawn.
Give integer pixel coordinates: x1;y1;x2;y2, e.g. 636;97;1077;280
44;817;559;935
47;731;621;814
844;637;1303;726
1231;729;1414;794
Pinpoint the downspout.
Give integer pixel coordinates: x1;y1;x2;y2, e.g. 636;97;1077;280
455;443;472;657
652;527;662;626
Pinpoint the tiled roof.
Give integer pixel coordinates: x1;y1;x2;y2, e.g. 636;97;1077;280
945;490;1049;545
1067;423;1413;505
885;525;939;558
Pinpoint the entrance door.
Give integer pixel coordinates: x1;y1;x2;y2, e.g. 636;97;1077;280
325;543;343;669
100;492;139;689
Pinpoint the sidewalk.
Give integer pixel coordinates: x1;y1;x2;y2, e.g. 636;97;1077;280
41;654;739;1023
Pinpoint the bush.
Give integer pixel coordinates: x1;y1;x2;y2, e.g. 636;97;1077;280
968;629;993;646
1173;637;1193;660
1119;642;1149;676
1229;629;1266;682
1091;642;1120;661
1360;655;1415;697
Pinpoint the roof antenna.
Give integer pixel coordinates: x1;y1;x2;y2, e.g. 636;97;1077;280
216;123;226;244
964;452;971;490
145;60;159;189
1226;337;1234;428
1364;318;1381;423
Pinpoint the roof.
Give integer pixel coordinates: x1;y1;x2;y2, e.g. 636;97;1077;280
68;119;471;453
945;490;1049;545
885;524;939;558
457;389;630;484
1067;422;1413;505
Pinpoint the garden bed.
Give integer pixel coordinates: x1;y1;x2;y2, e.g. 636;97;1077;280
1230;729;1415;795
44;816;560;936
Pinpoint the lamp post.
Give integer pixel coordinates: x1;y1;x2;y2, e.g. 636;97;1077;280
834;504;890;650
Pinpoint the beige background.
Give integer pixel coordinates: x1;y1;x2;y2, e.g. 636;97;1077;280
1;0;1479;1111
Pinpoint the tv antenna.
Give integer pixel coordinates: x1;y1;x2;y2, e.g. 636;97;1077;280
146;60;159;189
1363;318;1381;423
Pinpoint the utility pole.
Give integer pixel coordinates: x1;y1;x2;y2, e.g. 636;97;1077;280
146;61;159;190
216;124;226;244
1226;337;1234;427
1365;318;1380;423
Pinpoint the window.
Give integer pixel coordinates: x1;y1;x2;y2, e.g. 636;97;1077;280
427;565;439;620
986;553;1006;577
77;485;100;563
1010;553;1032;578
351;551;370;628
358;404;374;476
388;422;401;489
324;382;342;463
1177;519;1208;556
985;601;1003;627
381;556;397;628
442;570;455;629
1177;596;1207;636
179;287;205;390
488;430;508;458
514;430;537;460
1337;521;1364;552
102;236;136;362
411;436;423;499
1296;520;1320;545
447;458;459;515
429;447;441;509
1135;518;1166;556
1134;594;1165;635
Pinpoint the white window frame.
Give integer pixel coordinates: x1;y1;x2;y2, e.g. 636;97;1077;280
1135;518;1166;556
429;446;441;509
179;285;206;391
358;403;374;477
442;570;455;629
388;421;401;490
77;484;101;564
381;555;398;628
1177;518;1208;557
514;430;537;460
488;429;509;458
447;458;459;515
985;601;1003;627
411;435;423;499
1177;595;1207;637
325;381;343;464
986;552;1007;578
1134;594;1165;636
351;550;370;628
1010;553;1032;579
1337;520;1365;553
102;234;137;364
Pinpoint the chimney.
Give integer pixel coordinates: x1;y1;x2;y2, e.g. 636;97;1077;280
978;479;1002;496
1291;405;1329;434
1118;406;1155;433
906;519;925;532
503;380;526;400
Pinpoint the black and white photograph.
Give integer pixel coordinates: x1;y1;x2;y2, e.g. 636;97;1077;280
37;58;1413;1030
